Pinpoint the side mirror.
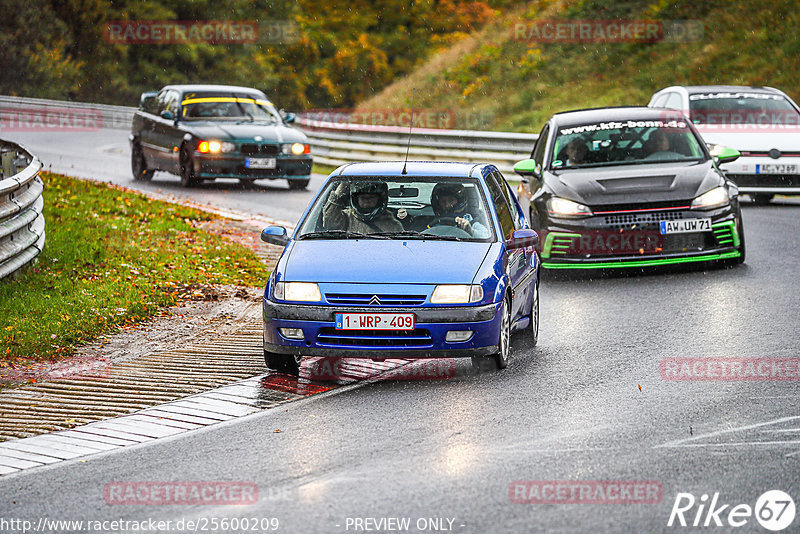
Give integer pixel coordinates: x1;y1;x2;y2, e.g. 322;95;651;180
160;110;174;121
713;146;740;165
282;111;296;124
513;159;542;183
507;228;539;250
261;226;289;246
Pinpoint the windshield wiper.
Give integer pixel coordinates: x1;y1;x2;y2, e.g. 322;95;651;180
371;231;465;241
298;230;387;240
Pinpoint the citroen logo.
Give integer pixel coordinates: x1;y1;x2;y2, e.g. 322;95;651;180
369;295;381;305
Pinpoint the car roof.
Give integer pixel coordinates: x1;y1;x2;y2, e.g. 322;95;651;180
333;161;490;178
658;85;783;95
551;106;687;128
162;84;266;96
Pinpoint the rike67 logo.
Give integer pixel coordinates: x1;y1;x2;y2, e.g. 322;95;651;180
668;490;796;531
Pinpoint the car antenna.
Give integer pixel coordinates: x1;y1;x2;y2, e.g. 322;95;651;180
401;88;415;175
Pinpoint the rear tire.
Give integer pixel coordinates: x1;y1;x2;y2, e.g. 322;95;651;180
180;146;197;187
131;142;154;181
288;178;310;190
751;193;773;205
264;351;301;375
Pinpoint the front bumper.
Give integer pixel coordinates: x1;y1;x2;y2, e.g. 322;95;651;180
192;153;312;180
540;209;742;269
262;300;501;358
722;156;800;194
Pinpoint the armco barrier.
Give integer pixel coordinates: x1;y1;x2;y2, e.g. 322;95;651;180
297;116;538;173
0;140;44;279
0;95;537;173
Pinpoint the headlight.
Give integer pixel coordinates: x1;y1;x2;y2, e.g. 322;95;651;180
547;197;593;218
220;142;236;153
198;140;223;153
691;186;730;210
273;282;321;302
282;143;310;155
430;284;484;304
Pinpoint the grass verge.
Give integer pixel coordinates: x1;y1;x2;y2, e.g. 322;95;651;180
0;172;269;364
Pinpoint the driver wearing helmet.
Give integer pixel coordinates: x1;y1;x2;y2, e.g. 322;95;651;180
322;180;403;234
430;183;490;238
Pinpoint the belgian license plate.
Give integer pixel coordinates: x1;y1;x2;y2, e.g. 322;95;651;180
335;313;415;331
659;219;711;234
756;163;799;174
246;157;276;169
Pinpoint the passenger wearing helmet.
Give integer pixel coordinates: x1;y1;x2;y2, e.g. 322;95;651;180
429;183;491;238
322;180;403;234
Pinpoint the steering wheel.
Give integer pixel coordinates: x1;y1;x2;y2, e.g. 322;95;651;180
422;217;472;238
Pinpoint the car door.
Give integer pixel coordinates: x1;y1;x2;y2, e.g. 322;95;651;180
138;94;161;168
486;171;529;322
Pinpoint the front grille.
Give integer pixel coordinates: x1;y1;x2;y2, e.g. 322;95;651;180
712;221;737;247
603;211;685;226
316;328;432;348
325;293;427;306
241;143;279;156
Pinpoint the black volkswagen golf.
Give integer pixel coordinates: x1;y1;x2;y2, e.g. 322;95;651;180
514;107;745;270
130;84;312;189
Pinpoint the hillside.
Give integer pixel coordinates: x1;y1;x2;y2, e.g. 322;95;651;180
356;0;800;133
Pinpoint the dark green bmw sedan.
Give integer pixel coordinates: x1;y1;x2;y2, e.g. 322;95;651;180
130;84;312;189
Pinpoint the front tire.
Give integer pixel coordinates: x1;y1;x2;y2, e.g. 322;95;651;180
180;146;197;187
264;351;301;375
494;297;512;369
530;281;540;346
131;142;154;181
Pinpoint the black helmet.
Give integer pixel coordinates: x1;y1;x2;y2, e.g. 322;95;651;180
350;181;389;222
431;183;468;217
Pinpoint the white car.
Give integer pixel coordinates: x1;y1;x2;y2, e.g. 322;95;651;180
648;85;800;204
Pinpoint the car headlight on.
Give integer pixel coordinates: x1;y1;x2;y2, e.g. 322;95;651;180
198;140;223;153
706;143;725;157
691;186;730;210
273;282;321;302
430;284;484;304
547;197;593;218
282;143;310;155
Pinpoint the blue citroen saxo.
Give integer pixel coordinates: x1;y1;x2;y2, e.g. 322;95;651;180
259;161;541;374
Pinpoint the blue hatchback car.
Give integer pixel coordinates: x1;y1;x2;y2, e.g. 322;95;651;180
260;162;541;374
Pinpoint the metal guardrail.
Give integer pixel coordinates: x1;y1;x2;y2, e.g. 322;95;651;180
0;140;45;280
297;116;538;173
0;95;537;173
0;95;135;130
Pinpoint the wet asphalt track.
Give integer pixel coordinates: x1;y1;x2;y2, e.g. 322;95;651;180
1;129;799;532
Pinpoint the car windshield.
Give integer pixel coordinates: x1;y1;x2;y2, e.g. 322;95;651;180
296;177;495;242
689;92;800;125
180;95;281;122
551;118;705;169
